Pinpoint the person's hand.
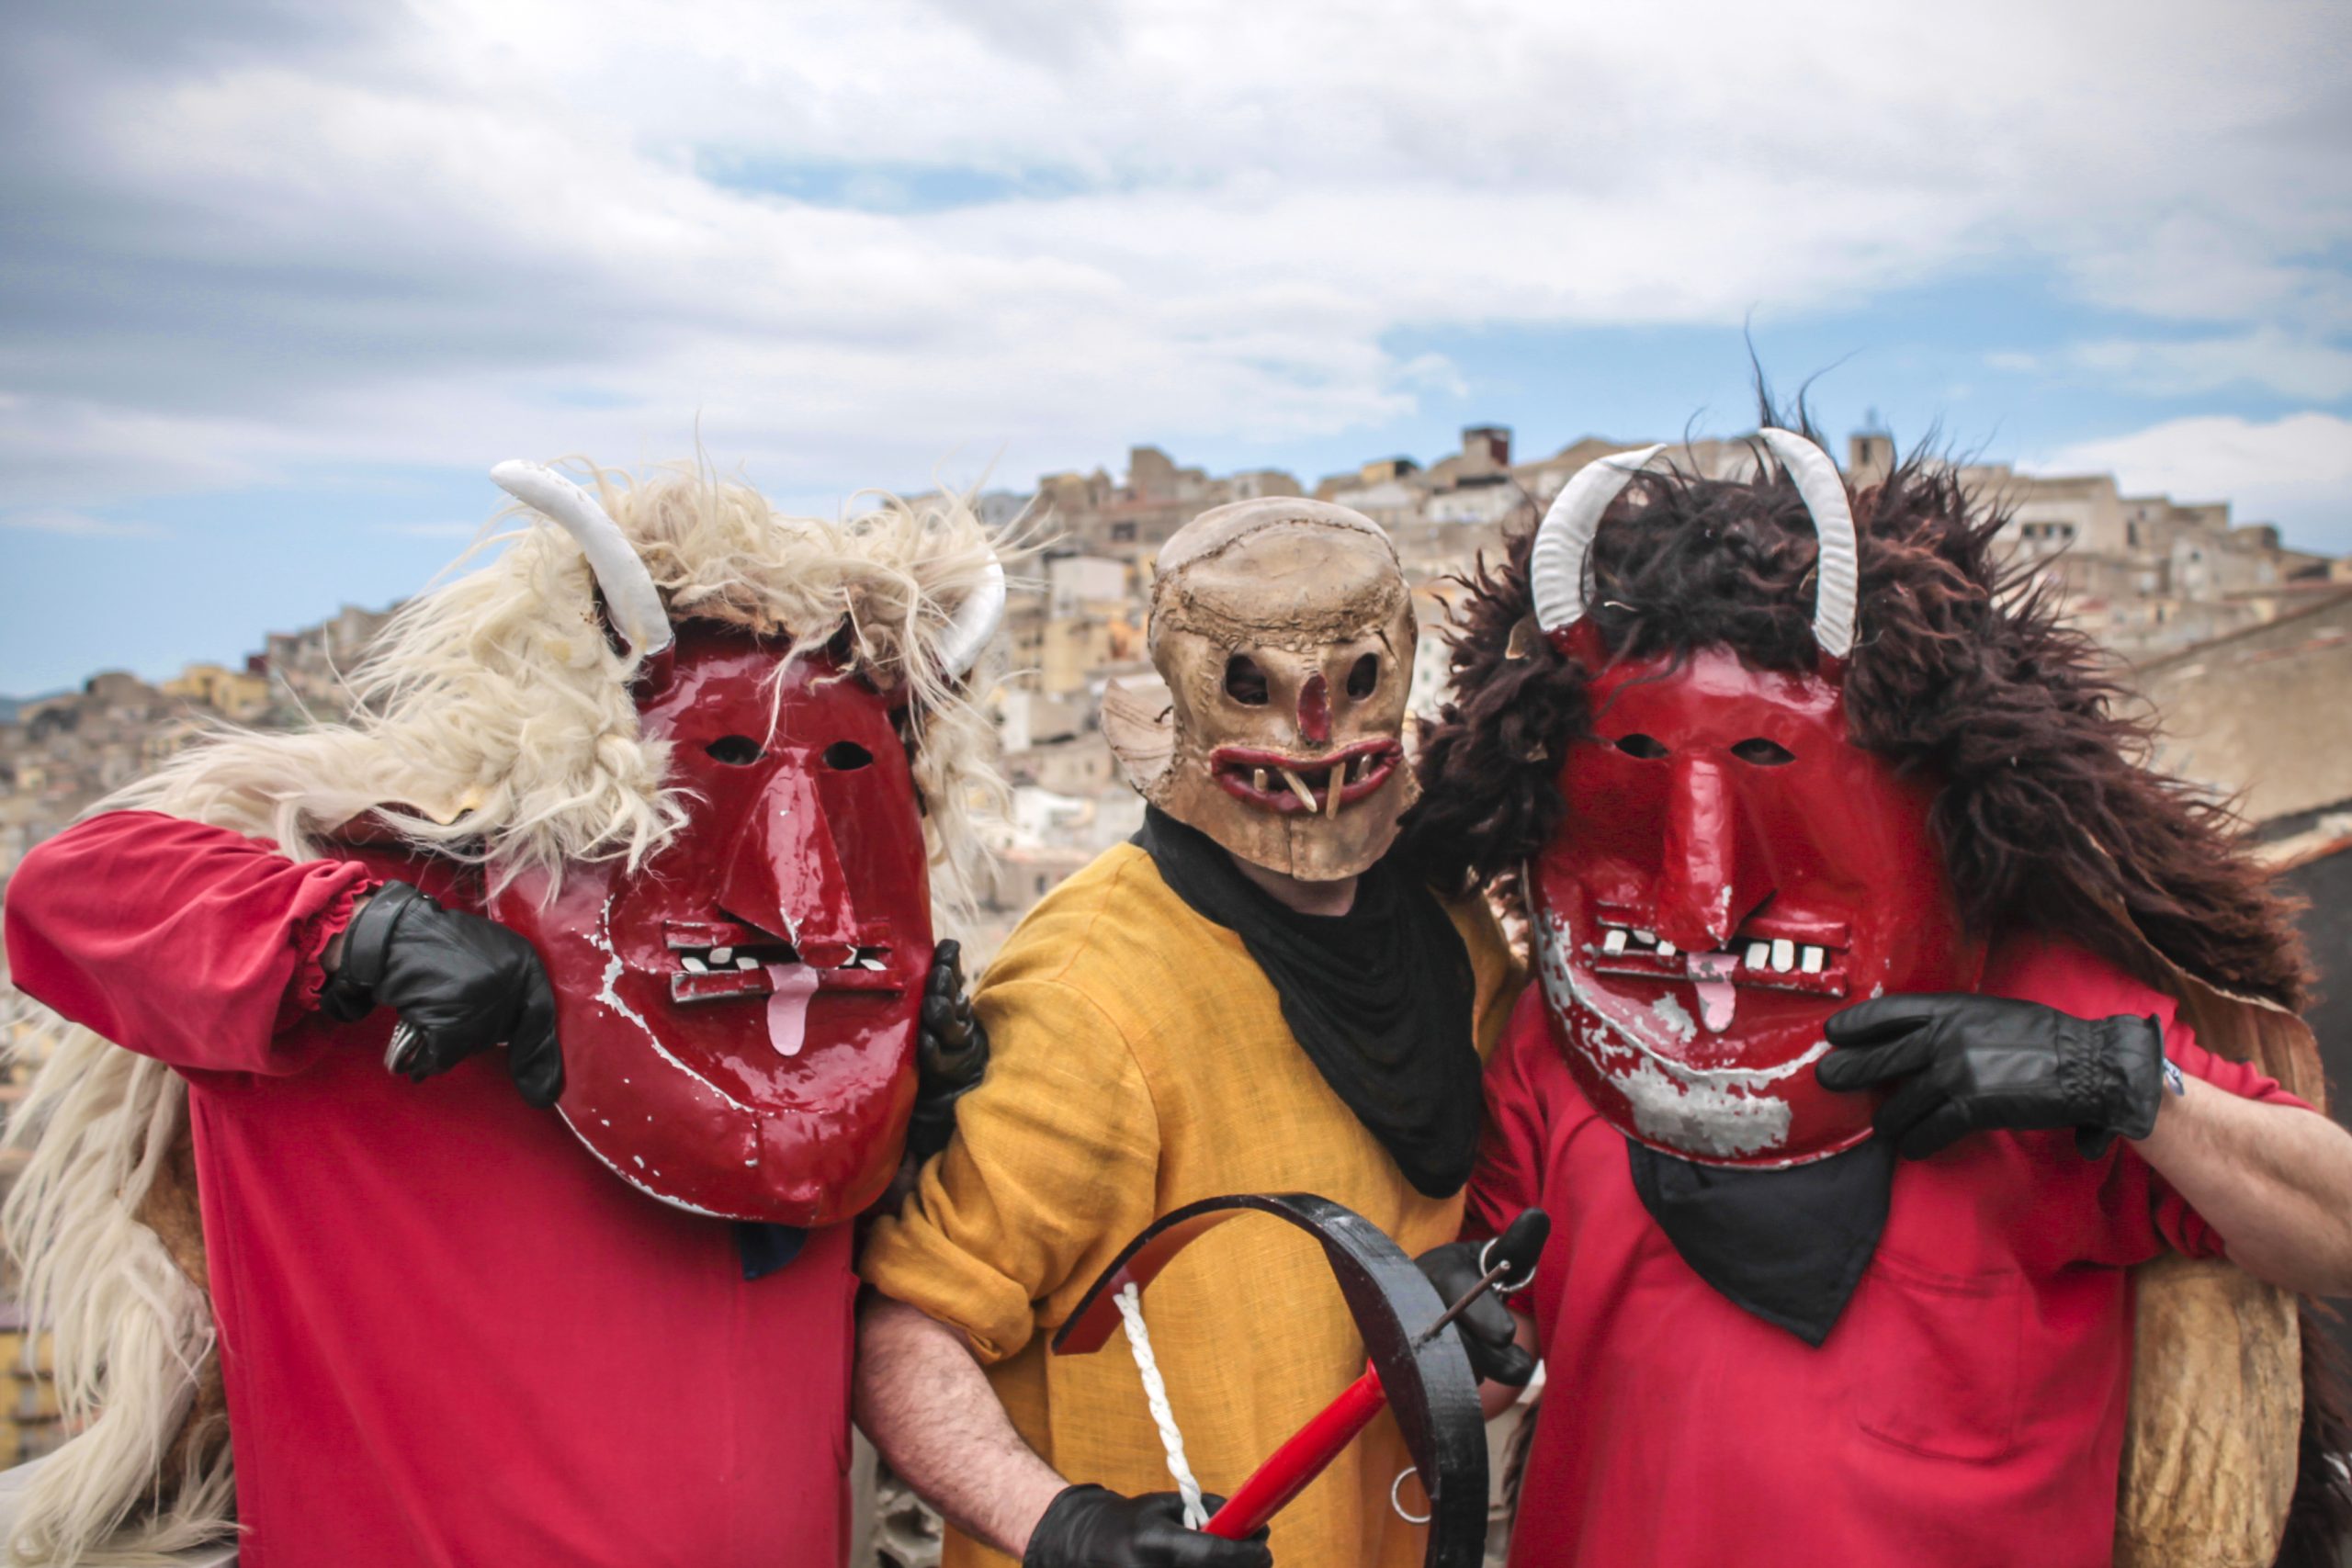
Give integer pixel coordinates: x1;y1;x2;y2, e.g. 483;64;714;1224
1414;1241;1535;1387
321;882;563;1108
908;939;989;1160
1023;1486;1270;1568
1817;993;2165;1159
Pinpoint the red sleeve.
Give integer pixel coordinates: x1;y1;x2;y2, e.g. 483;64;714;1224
1464;987;1554;1252
1980;932;2311;1264
4;810;378;1077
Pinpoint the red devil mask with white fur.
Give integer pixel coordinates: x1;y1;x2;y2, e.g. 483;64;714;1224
1527;434;1984;1168
485;464;1003;1224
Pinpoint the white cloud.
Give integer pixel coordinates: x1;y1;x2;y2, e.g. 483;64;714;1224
2054;329;2352;401
0;0;2346;512
2030;412;2352;552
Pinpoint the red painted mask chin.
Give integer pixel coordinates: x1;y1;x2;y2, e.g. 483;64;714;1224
492;624;933;1224
1531;637;1984;1167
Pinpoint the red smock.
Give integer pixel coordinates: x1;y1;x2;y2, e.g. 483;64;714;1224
4;811;855;1568
1467;933;2306;1568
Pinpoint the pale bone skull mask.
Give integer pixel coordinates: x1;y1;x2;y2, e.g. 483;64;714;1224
1102;497;1419;881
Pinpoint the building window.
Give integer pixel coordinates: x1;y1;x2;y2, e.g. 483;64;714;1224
1111;522;1136;542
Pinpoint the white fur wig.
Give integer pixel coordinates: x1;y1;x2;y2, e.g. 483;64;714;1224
0;460;1013;1565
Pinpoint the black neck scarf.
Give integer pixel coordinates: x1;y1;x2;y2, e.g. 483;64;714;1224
1624;1134;1895;1346
1134;807;1483;1199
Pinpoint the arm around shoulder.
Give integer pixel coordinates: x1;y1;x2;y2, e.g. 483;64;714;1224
4;811;377;1073
2135;1072;2352;1298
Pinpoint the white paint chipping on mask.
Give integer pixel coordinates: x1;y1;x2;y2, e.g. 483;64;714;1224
1648;993;1698;1043
1613;1056;1792;1158
553;1105;732;1219
1532;900;1832;1160
598;952;752;1109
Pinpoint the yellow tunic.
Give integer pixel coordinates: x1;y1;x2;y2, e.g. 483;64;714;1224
861;842;1523;1568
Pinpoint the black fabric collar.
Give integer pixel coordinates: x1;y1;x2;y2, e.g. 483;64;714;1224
1624;1134;1894;1346
1134;807;1483;1198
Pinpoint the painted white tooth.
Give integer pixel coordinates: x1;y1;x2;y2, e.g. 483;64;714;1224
1602;929;1629;954
859;954;887;971
1746;941;1770;969
1801;945;1825;974
736;955;759;971
1253;767;1269;793
1770;938;1796;973
709;946;733;965
1656;940;1677;958
682;956;708;973
1279;768;1319;812
1633;930;1657;946
1325;768;1343;817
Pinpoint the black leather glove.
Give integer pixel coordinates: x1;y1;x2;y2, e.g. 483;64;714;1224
1415;1241;1535;1387
907;939;989;1160
321;882;564;1109
1023;1486;1270;1568
1816;993;2165;1160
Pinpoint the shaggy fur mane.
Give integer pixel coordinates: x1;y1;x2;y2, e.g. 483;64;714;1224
1402;423;2310;1009
103;460;1011;908
1;459;1015;1564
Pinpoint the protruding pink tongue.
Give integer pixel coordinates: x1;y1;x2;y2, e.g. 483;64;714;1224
1687;953;1739;1034
763;964;820;1057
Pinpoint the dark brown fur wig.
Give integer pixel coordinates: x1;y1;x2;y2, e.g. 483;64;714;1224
1408;412;2349;1566
1403;423;2310;1010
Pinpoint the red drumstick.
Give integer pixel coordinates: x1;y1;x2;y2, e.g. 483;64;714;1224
1203;1209;1548;1540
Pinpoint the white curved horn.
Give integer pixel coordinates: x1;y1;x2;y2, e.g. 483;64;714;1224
935;553;1006;681
1756;429;1859;660
1529;445;1668;632
490;460;673;660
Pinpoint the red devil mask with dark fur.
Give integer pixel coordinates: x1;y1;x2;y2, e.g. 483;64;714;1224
1527;434;1984;1167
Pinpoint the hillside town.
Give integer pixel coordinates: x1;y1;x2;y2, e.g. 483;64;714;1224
5;424;2346;947
1;423;2348;1516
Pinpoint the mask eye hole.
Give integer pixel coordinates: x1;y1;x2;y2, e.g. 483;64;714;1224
1346;652;1380;699
705;735;763;766
1613;733;1669;760
1731;738;1796;766
823;741;874;771
1224;655;1270;706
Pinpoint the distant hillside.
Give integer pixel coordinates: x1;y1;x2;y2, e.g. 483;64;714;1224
0;692;67;725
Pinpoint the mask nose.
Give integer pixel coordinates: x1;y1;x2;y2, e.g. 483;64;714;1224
1653;754;1767;952
1297;671;1330;744
718;765;854;952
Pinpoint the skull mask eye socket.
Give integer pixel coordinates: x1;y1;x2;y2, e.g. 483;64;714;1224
823;740;874;771
1223;654;1271;706
705;735;764;766
1612;733;1669;761
1346;652;1379;699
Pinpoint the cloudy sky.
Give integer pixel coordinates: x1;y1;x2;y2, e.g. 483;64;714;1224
4;0;2348;693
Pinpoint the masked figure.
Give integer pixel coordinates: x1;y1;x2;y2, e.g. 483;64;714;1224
856;498;1530;1568
0;460;1004;1567
1102;497;1419;881
1523;433;1985;1169
1410;421;2352;1568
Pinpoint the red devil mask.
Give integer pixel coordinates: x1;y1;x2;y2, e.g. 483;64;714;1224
1524;434;1984;1168
484;463;1004;1224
